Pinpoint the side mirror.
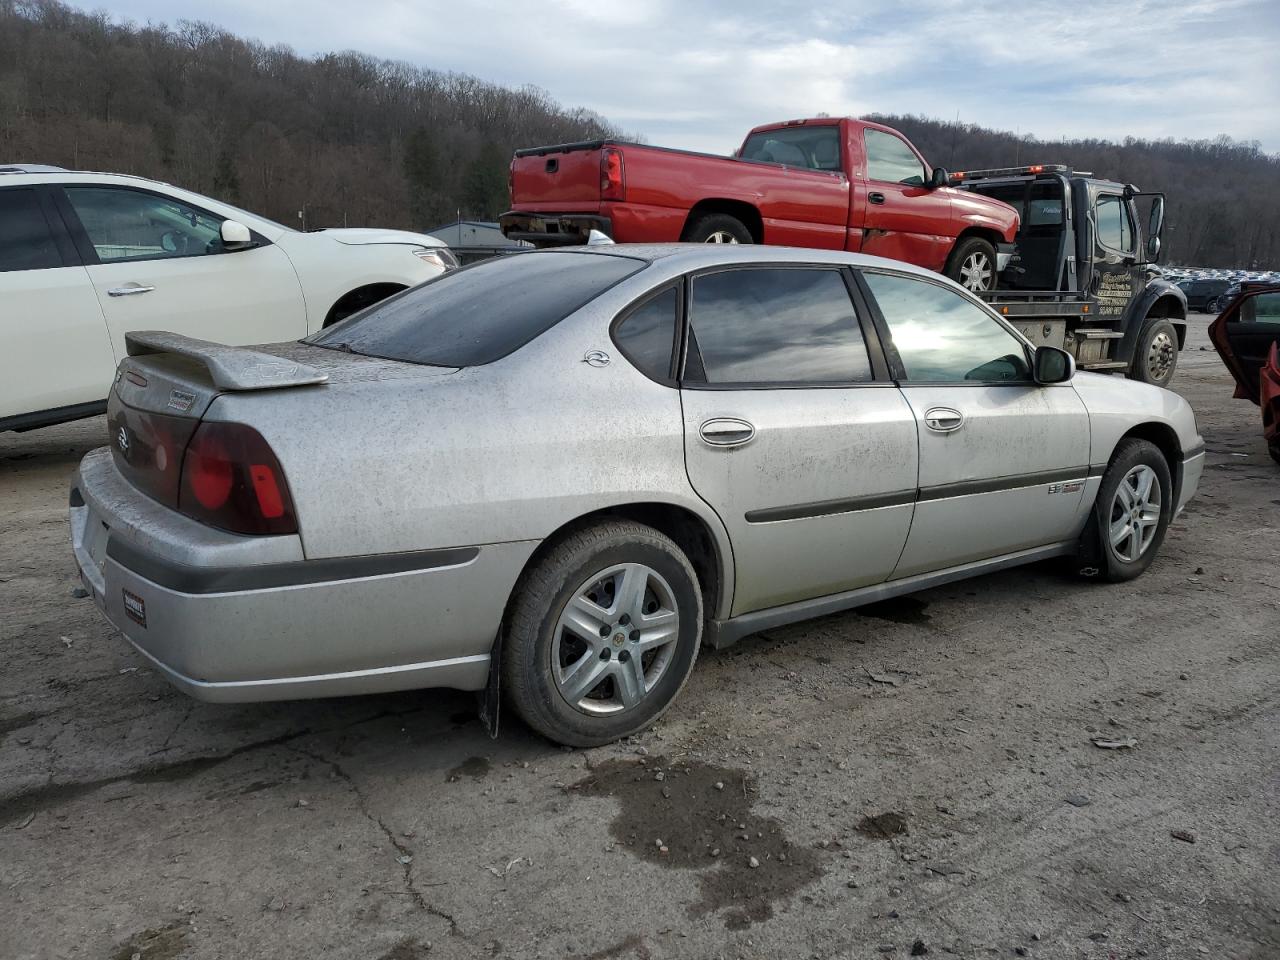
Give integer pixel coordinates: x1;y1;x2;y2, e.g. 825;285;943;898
1147;195;1164;239
220;219;253;250
1033;345;1075;384
928;167;949;189
1147;235;1161;262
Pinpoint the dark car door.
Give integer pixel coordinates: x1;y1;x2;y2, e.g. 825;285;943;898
1209;287;1280;403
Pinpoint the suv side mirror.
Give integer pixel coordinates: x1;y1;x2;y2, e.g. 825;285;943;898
928;167;949;189
220;219;253;251
1033;345;1075;384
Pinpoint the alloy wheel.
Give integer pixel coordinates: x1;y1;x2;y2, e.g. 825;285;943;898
1108;465;1162;563
703;231;740;244
960;251;993;291
551;563;680;715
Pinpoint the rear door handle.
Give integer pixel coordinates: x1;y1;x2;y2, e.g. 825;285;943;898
699;418;756;447
868;192;886;205
107;283;156;297
923;407;964;433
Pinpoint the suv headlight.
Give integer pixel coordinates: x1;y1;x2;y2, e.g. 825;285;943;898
412;246;459;271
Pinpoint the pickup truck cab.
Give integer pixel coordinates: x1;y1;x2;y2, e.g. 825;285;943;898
501;117;1018;291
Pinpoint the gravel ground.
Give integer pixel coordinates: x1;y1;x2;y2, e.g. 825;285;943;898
2;313;1277;960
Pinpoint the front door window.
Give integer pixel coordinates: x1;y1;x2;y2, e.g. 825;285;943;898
64;187;226;262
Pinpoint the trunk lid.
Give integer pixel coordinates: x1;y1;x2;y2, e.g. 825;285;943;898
106;334;331;509
511;144;604;206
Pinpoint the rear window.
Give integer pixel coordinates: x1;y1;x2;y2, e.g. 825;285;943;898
739;125;842;171
308;251;645;366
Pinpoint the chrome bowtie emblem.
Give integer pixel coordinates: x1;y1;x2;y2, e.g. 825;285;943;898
117;426;130;453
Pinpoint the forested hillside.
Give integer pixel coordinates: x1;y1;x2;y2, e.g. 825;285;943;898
874;114;1279;269
0;0;621;230
1;0;1274;266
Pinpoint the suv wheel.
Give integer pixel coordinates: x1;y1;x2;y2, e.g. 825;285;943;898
1080;439;1173;582
944;237;998;292
502;520;703;747
1130;318;1179;387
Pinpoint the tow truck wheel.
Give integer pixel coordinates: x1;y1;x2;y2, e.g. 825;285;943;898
1130;318;1179;387
944;237;998;293
682;213;753;245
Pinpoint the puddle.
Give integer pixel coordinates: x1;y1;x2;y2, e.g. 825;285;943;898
858;597;932;625
856;811;909;839
447;756;491;781
110;922;188;960
570;756;822;929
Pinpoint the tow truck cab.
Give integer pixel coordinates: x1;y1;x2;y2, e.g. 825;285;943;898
955;164;1188;387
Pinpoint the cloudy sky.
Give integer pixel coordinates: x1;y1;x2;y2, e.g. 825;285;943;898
71;0;1280;153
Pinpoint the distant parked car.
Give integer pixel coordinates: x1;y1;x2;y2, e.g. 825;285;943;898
71;243;1204;747
0;165;458;431
1206;282;1242;314
1182;278;1232;313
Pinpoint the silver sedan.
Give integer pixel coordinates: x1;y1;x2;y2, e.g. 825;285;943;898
71;245;1205;746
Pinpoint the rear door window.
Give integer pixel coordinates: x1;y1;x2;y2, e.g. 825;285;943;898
0;188;63;272
309;251;645;366
684;268;873;385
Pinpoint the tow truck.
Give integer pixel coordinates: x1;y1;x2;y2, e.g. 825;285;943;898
955;163;1187;386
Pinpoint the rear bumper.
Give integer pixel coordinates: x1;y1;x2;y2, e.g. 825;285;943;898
70;448;536;702
500;211;613;246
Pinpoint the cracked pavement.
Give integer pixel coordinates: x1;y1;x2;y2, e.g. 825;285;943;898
1;313;1277;959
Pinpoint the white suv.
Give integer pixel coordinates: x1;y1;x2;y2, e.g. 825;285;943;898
0;165;458;431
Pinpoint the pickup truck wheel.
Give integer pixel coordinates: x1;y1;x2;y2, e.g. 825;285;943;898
683;213;752;245
1130;318;1179;387
1078;439;1172;583
943;237;998;292
502;520;703;747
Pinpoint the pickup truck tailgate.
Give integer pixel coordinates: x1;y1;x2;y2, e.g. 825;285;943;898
511;148;601;205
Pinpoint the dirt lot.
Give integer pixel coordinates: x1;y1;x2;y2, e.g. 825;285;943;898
2;314;1277;960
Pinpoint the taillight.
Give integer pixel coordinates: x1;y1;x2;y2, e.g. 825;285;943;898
508;156;516;203
600;147;625;201
178;422;297;535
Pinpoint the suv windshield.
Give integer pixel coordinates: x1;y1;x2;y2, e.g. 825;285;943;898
308;251;645;366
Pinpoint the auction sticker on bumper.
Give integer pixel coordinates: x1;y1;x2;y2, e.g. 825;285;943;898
122;589;147;628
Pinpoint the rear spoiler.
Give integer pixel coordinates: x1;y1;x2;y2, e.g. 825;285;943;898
125;331;328;391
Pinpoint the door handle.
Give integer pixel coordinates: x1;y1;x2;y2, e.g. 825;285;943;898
868;192;886;205
107;283;156;297
699;418;756;447
923;407;964;433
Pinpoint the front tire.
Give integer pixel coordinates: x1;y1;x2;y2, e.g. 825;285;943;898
1130;318;1179;387
502;521;703;747
1081;439;1173;583
944;236;998;292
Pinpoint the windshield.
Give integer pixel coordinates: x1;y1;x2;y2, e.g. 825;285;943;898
308;251;646;366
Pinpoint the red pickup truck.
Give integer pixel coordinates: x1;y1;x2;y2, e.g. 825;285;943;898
500;117;1019;291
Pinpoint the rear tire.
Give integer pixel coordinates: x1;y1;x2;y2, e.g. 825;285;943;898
944;236;998;292
502;520;703;747
1078;439;1172;583
682;213;752;245
1130;318;1179;387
